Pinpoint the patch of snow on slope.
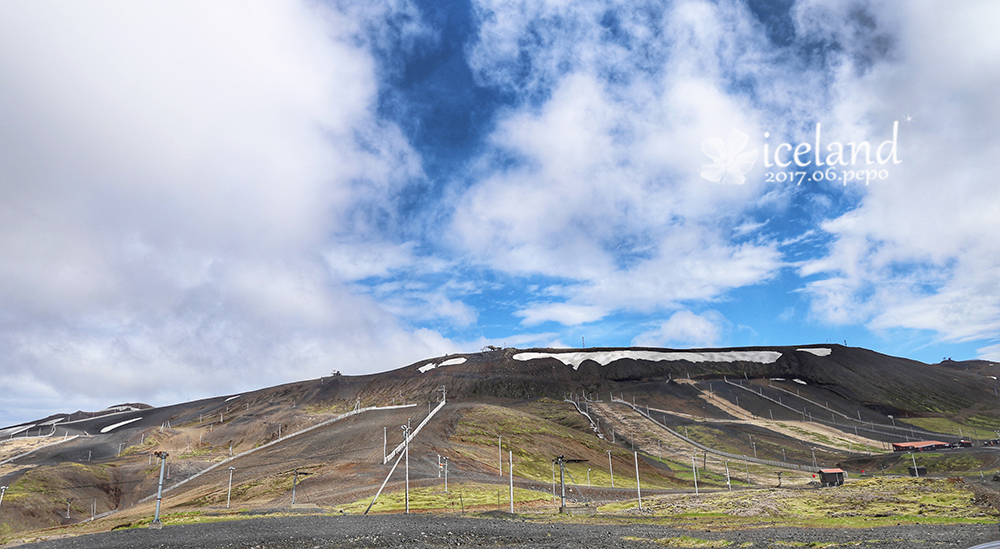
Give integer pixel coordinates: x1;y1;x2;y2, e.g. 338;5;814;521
419;357;467;373
797;348;832;357
1;424;35;437
100;417;143;433
512;350;782;370
225;395;242;402
792;378;808;385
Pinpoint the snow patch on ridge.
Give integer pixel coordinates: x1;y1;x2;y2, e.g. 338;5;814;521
100;417;142;433
512;350;782;370
797;348;832;357
418;357;467;373
2;424;35;437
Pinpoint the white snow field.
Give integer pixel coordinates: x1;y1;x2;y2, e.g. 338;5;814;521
418;357;467;373
512;349;783;370
797;348;832;356
99;416;143;433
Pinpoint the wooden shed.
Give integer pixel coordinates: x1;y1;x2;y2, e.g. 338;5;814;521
818;468;845;486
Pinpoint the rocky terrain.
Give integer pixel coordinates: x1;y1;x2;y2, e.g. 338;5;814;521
11;514;1000;549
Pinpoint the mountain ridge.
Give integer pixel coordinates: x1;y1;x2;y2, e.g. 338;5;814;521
5;344;997;431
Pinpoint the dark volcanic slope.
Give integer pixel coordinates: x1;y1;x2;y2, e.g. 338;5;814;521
347;345;1000;419
5;345;996;436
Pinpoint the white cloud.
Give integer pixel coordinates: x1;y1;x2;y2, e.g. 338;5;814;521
456;0;1000;353
325;241;421;282
631;310;724;348
453;0;784;324
371;281;480;327
515;303;608;326
0;1;455;426
798;2;1000;343
978;343;1000;362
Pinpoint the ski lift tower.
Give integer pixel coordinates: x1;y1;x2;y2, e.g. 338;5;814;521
552;455;588;513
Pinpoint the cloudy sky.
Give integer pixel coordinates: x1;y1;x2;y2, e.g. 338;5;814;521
2;0;998;427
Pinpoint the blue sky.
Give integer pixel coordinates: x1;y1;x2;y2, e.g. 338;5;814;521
2;0;999;426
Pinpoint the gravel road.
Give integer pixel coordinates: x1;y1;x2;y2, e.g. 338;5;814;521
10;514;1000;549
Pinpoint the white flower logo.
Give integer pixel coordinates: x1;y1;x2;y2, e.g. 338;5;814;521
700;129;758;185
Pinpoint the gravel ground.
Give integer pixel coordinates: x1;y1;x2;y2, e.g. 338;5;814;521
9;514;1000;549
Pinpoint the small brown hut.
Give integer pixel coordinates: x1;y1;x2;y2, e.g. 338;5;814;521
818;468;845;486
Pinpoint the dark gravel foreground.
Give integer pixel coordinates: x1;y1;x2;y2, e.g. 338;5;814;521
12;515;1000;549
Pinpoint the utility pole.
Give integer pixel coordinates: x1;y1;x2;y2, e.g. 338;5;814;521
509;450;514;514
608;450;614;488
227;467;235;508
384;427;387;462
0;485;7;509
725;460;731;491
150;451;169;529
402;424;410;514
692;455;699;495
635;452;642;510
498;435;503;477
443;456;449;492
556;456;566;509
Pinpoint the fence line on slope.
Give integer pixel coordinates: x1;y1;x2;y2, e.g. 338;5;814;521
722;378;934;441
138;403;417;503
0;435;80;466
610;397;810;472
383;399;447;464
